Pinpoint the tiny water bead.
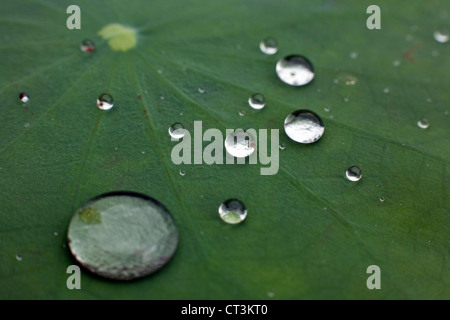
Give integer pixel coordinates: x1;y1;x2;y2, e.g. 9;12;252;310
179;169;186;176
248;93;265;110
198;87;205;94
19;92;29;103
168;123;186;139
279;143;286;150
80;39;95;52
218;199;247;224
393;60;400;67
67;191;178;280
276;55;314;86
284;110;324;144
350;52;358;59
383;87;390;94
433;29;449;43
417;118;430;129
259;37;278;55
238;110;245;116
345;166;362;182
379;197;385;202
224;129;257;158
97;93;114;110
16;254;23;261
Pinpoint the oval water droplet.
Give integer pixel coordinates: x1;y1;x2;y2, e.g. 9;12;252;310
259;37;278;55
67;192;178;280
417;118;430;129
379;197;385;202
238;110;245;116
279;143;286;150
284;110;324;144
80;39;95;52
218;199;247;224
97;93;114;110
345;166;362;182
168;123;186;139
350;52;358;59
16;254;23;261
276;55;314;86
383;87;390;94
198;87;205;94
224;129;256;158
393;60;400;67
19;92;29;103
179;169;185;176
433;29;449;43
248;93;265;110
54;231;59;236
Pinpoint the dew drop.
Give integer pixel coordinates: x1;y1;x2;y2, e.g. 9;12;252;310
350;52;358;59
80;39;95;52
224;129;256;158
67;192;178;280
248;93;266;110
345;166;362;182
284;110;324;144
393;60;400;67
198;87;205;94
417;118;430;129
16;254;23;261
168;123;186;139
267;291;275;298
259;37;278;55
97;93;114;110
324;107;330;112
179;169;185;176
24;123;30;128
157;69;163;74
379;197;385;202
19;92;29;103
276;55;314;86
279;143;286;150
54;231;59;236
433;29;449;43
218;199;247;224
238;110;245;116
344;98;349;102
383;87;390;94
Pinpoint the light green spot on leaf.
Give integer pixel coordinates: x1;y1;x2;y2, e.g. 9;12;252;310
78;207;101;224
98;23;137;51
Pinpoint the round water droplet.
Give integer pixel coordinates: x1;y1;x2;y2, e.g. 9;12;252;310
179;169;185;176
267;291;275;298
24;123;30;128
19;92;29;103
284;110;324;144
383;87;390;94
80;39;95;52
324;107;330;112
350;52;358;59
259;37;278;55
97;93;114;110
54;232;59;236
218;199;247;224
276;55;314;86
345;166;362;182
248;93;265;110
238;110;245;116
67;191;178;280
198;87;205;94
393;60;400;67
379;197;385;202
16;254;23;261
417;118;430;129
433;29;449;43
279;143;286;150
224;129;256;158
168;123;186;139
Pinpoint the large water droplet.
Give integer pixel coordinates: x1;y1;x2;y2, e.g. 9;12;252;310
168;123;186;139
345;166;362;182
259;37;278;55
433;29;449;43
67;192;178;280
276;55;314;86
417;118;430;129
80;39;95;52
284;110;324;144
218;199;247;224
97;93;114;110
224;129;256;157
248;93;265;110
19;92;29;103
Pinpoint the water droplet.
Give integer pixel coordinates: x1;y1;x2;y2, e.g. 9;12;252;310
279;143;286;150
284;110;324;144
238;110;245;116
393;60;400;67
276;55;314;86
379;197;385;202
80;39;95;52
141;150;145;155
179;169;185;176
350;52;358;59
157;69;163;74
67;192;178;280
97;93;114;110
24;123;30;128
259;37;278;55
267;291;275;298
426;98;432;103
218;199;247;224
344;98;349;102
248;93;265;110
198;87;205;94
433;29;449;43
168;123;186;139
224;129;256;158
179;112;184;116
160;95;165;100
324;107;330;112
345;166;362;182
54;231;59;236
345;75;357;86
417;118;430;129
16;254;23;261
19;92;29;103
383;87;390;94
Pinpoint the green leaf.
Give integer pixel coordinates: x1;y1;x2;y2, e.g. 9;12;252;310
1;0;449;299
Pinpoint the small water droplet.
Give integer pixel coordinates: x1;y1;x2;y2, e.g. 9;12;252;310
24;123;30;128
383;87;390;94
279;143;286;150
198;87;205;94
324;107;330;112
276;55;314;86
393;60;400;67
80;39;95;52
248;93;265;110
97;93;114;110
160;95;165;100
179;169;185;176
225;129;256;158
157;69;163;74
218;199;247;224
67;192;178;280
259;37;278;55
433;29;449;43
379;197;385;202
267;291;275;298
344;98;349;102
141;150;145;154
19;92;29;103
238;110;245;116
168;123;186;139
345;76;357;86
54;231;59;236
16;254;23;261
284;110;324;144
405;34;413;41
350;52;358;59
417;118;430;129
345;166;362;182
426;98;432;103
